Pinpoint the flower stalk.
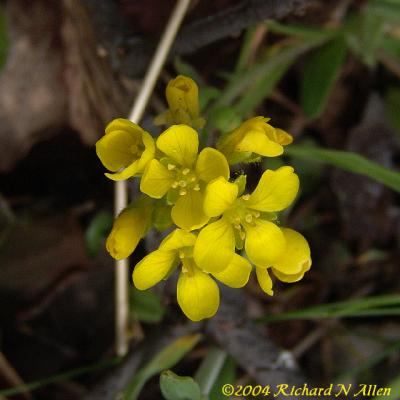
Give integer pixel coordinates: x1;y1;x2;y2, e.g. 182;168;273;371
114;0;192;357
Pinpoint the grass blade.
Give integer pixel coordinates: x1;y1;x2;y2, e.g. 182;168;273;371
286;145;400;193
0;358;121;397
335;340;400;382
300;36;347;119
235;55;294;115
258;295;400;322
213;37;330;109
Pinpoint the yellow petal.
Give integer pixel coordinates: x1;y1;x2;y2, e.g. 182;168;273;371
159;229;197;251
106;203;152;260
255;267;274;295
171;190;209;231
272;267;309;283
212;254;252;288
140;159;174;198
203;177;238;217
132;250;177;290
193;217;235;273
136;131;156;171
245;220;285;266
98;120;155;179
236;129;283;157
195;147;230;182
156;125;199;167
273;128;293;145
246;166;299;212
272;228;312;275
105;160;140;181
105;118;140;135
96;130;135;171
177;259;219;321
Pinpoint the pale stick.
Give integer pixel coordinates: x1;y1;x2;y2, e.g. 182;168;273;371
115;0;192;357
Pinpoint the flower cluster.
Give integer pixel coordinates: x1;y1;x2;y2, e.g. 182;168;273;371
96;75;311;321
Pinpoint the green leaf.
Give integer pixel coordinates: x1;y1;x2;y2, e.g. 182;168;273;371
300;36;347;119
366;0;400;24
385;86;400;135
130;287;166;323
208;106;242;132
373;374;400;400
266;20;338;40
235;25;258;72
160;371;202;400
235;54;293;115
208;357;236;400
190;347;236;400
194;347;227;397
213;36;330;110
122;333;202;400
85;211;113;256
199;86;221;111
360;11;385;66
381;35;400;59
286;144;400;193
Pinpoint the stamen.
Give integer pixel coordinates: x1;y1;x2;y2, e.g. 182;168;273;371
245;214;253;223
179;251;185;259
240;231;246;240
179;180;187;187
254;211;260;218
179;189;187;196
235;216;241;223
190;176;196;182
182;168;190;175
242;194;250;201
234;224;241;230
167;163;176;170
193;184;200;191
171;181;179;188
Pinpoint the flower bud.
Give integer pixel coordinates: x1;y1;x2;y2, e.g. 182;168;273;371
217;116;293;164
106;200;153;260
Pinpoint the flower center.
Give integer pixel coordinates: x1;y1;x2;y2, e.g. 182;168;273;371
225;195;261;240
168;164;200;196
129;142;144;157
180;252;196;277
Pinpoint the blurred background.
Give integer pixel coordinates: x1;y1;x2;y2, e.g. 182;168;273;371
0;0;400;399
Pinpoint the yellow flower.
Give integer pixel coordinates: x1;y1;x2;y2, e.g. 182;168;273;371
96;118;155;181
106;199;153;260
217;116;293;164
140;124;229;230
193;166;299;273
154;75;205;129
132;229;252;321
255;228;312;295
